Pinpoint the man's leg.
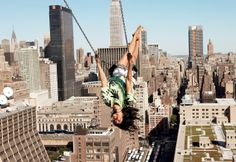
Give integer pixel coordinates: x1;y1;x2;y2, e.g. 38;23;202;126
118;26;142;67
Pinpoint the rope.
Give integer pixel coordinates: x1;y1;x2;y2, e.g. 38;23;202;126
119;0;130;54
62;0;97;55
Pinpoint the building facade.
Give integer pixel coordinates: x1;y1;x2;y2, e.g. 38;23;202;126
135;77;149;137
188;25;203;68
37;96;100;132
39;58;58;102
207;39;214;56
98;47;127;77
71;127;117;162
0;105;50;162
1;39;10;53
46;5;75;101
17;46;41;92
179;98;236;125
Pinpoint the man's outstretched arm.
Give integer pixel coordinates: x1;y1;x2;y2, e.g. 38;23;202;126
95;54;107;87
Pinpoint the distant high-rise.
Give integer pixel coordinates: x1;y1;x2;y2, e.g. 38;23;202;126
1;39;13;65
45;5;75;101
18;46;41;92
1;39;10;52
148;44;159;65
188;25;203;68
76;48;84;64
0;49;30;101
139;30;148;77
39;58;58;102
207;39;214;56
110;0;123;47
44;32;50;48
135;77;149;137
188;25;204;86
10;31;18;53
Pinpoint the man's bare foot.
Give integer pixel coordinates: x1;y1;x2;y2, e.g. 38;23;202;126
132;25;143;37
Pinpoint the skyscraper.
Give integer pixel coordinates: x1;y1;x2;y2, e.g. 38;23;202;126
135;77;149;137
207;39;214;56
10;30;18;58
110;0;123;47
76;48;84;65
45;5;75;101
188;25;203;68
188;25;204;86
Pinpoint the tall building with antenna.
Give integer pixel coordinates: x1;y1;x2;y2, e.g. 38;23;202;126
10;30;18;62
45;5;76;101
110;0;123;47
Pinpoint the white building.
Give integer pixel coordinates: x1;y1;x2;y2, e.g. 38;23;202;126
17;46;41;92
39;58;58;103
135;77;149;137
37;96;100;132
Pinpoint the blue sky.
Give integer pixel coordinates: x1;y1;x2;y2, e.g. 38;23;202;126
0;0;236;55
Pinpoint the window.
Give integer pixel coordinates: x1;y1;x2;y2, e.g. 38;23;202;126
96;155;100;159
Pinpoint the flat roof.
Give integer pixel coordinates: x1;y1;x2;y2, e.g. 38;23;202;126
0;102;33;118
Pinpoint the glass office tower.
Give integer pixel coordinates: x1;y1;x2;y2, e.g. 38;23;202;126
46;5;75;101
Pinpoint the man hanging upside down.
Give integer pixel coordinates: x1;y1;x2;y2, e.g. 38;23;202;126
96;26;143;132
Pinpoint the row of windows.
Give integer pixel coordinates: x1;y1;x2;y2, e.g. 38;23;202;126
227;136;236;139
192;116;210;119
182;112;222;116
38;118;84;122
183;108;225;112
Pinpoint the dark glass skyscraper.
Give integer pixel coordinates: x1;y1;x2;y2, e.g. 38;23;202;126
45;5;75;101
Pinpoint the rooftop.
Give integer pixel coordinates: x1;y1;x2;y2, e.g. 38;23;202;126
183;125;229;162
0;101;33;118
88;128;114;136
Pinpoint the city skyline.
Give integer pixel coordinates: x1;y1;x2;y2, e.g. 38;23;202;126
0;0;236;55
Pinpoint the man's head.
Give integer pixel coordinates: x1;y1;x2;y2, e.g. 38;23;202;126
112;105;141;132
111;104;123;124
